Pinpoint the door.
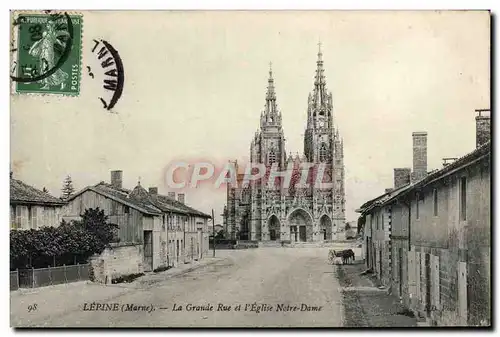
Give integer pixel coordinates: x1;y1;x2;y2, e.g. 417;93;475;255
290;226;297;242
458;261;467;325
299;226;306;242
365;237;371;268
379;250;383;279
190;237;194;260
425;253;431;316
323;229;327;240
399;248;404;296
143;230;153;272
269;229;276;241
197;229;202;259
176;240;179;264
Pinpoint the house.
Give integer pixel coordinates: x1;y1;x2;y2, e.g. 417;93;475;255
10;175;65;230
62;170;211;283
148;189;211;267
357;110;491;326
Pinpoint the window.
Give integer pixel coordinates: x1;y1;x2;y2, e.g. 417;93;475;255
31;207;38;229
416;193;420;220
268;150;277;165
242;189;250;203
459;177;467;221
111;202;119;215
124;206;130;214
433;188;438;216
111;225;120;243
16;206;28;229
376;212;379;230
10;206;16;229
381;212;384;230
319;143;328;163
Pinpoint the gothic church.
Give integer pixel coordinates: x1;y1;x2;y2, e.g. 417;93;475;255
225;46;346;243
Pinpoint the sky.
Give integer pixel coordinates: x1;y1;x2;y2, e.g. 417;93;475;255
10;10;490;224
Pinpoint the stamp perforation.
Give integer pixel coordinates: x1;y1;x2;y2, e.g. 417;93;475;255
10;10;84;97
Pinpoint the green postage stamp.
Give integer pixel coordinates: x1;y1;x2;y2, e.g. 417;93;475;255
11;12;82;95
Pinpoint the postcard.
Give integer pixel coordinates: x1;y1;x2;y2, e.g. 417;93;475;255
9;10;491;328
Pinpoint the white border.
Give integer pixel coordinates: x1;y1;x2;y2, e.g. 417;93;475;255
2;1;498;337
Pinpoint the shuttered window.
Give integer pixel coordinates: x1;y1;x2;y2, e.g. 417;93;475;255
459;177;467;221
31;207;38;229
433;188;438;216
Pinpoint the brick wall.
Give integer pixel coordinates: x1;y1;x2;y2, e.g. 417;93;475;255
394;168;411;189
475;115;490;148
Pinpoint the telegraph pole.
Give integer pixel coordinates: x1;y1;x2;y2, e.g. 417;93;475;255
212;209;216;257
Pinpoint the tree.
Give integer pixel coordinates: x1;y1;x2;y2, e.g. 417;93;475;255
73;208;120;251
357;216;366;235
61;175;75;199
215;229;226;240
345;222;351;231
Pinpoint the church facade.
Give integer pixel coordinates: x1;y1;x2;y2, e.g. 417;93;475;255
224;47;346;243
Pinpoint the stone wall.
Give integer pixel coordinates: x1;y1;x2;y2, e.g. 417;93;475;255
90;243;143;284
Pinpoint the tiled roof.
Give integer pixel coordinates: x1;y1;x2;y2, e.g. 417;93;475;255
154;194;212;218
67;181;211;218
94;183;163;215
357;141;491;214
409;141;490;190
10;178;65;205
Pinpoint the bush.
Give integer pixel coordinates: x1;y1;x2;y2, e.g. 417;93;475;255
153;265;172;273
112;273;145;284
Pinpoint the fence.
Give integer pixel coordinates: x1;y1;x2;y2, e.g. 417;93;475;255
10;270;19;291
13;264;90;289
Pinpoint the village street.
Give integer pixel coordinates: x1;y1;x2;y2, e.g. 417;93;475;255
12;247;347;328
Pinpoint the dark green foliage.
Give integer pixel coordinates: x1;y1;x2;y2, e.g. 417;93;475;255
111;273;144;284
153;265;172;273
345;222;351;231
10;208;119;270
215;229;226;240
61;175;75;199
357;216;366;235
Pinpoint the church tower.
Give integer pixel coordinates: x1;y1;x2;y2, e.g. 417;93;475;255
304;43;334;164
303;43;346;238
226;49;346;243
250;64;286;169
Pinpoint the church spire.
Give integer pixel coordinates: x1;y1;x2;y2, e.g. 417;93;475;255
266;62;276;102
261;62;281;129
313;41;327;107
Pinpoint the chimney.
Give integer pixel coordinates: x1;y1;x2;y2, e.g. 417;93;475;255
168;192;176;199
475;109;490;148
442;157;457;168
149;187;158;195
411;132;427;183
394;168;411;189
178;193;185;204
385;188;394;194
110;170;123;189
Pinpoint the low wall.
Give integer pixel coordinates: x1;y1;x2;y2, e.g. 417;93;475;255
90;243;143;284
